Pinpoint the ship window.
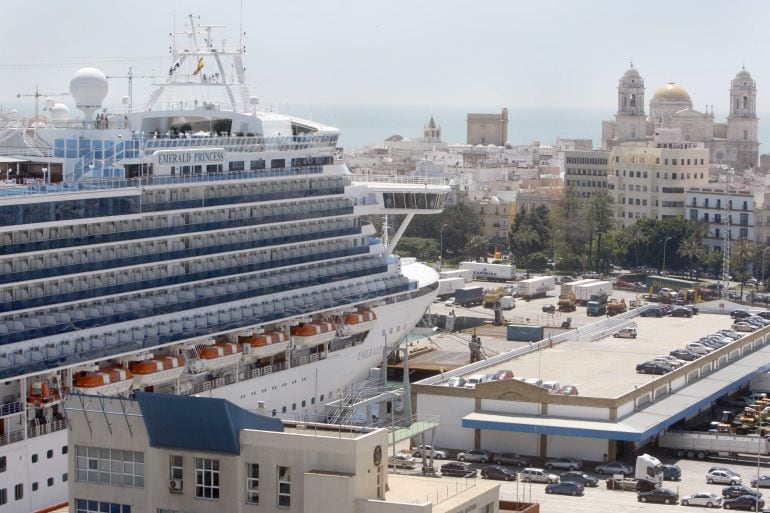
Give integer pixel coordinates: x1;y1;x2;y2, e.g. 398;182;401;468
32;482;38;492
0;488;5;505
0;456;5;472
228;161;245;172
282;406;286;413
13;484;22;501
47;449;53;459
310;397;315;405
207;164;222;173
250;159;266;170
32;454;38;463
271;159;286;169
63;446;68;455
194;165;202;174
301;400;306;407
62;473;68;482
291;403;296;411
47;477;53;487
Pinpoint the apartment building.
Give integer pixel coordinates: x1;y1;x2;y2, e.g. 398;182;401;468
684;187;755;253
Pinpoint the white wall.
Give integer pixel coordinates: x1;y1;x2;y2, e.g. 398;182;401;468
546;435;608;461
481;399;540;415
415;393;474;450
547;404;609;420
480;430;540;457
617;400;634;419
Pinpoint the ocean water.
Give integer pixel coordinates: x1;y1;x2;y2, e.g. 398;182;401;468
286;103;770;153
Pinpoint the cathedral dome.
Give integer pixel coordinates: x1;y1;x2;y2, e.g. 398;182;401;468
653;83;690;102
735;68;753;81
623;67;641;80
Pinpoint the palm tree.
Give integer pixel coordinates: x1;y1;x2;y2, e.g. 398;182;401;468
586;191;614;272
467;235;489;263
677;236;705;280
732;238;756;299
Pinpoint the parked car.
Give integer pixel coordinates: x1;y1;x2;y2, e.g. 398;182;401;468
556;385;579;396
446;376;466;388
722;486;762;499
638;488;679;504
711;467;742;476
651;356;686;368
411;445;447;459
595;461;634;476
707;469;742;485
520;468;559;483
636;361;673;375
756;311;770;320
640;307;666;317
440;462;476;477
686;342;713;355
727;397;754;408
670;349;701;361
542;304;556;313
731;309;753;319
545;481;584;496
524;377;543;387
491;369;514;381
560;471;599;487
681;492;723;508
670;306;694;317
444;298;455;307
751;474;770;488
457;449;490;463
662;464;681;481
545;457;582;471
718;329;743;340
388;453;416;469
492;453;529;466
733;322;757;332
722;495;765;510
481;465;516;481
745;316;769;327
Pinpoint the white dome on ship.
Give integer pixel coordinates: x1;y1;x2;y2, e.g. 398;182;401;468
69;67;108;122
50;103;70;123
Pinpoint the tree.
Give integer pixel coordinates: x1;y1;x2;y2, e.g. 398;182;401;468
677;236;706;280
393;237;439;262
467;235;489;262
527;252;549;271
584;191;614;272
403;203;483;258
732;238;756;299
510;226;540;276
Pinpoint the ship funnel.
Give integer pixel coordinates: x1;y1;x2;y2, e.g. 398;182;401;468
69;67;108;126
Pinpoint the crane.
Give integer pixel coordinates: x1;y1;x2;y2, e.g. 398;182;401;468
16;85;69;120
105;67;156;114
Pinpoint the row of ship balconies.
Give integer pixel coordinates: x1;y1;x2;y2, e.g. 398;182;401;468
0;237;371;313
0;254;390;345
0;218;361;284
0;197;354;255
0;273;410;378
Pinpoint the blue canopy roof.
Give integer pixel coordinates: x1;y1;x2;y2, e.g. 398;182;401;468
136;392;283;455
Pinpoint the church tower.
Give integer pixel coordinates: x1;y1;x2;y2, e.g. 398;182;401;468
727;68;759;169
615;65;647;141
423;116;441;140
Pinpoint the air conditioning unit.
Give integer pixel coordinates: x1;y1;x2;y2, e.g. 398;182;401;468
169;479;183;493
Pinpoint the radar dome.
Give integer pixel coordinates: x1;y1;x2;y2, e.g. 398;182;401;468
69;67;108;124
50;103;70;123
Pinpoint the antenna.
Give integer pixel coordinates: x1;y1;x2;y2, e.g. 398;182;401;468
17;85;69;119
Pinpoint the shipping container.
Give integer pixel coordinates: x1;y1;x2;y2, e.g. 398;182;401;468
436;277;466;298
439;269;474;283
459;261;516;282
560;278;597;297
517;276;556;299
454;286;484;306
574;281;613;305
506;324;544;342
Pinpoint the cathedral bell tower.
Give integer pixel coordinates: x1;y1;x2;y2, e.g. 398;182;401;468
615;64;647;141
727;68;759;169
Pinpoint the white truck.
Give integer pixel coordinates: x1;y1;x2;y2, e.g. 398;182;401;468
658;430;770;459
436;277;465;299
439;269;473;283
459;261;516;282
605;454;664;492
517;276;556;299
560;278;597;297
498;296;515;310
574;280;613;306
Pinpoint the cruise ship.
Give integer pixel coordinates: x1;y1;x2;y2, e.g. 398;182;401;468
0;17;448;512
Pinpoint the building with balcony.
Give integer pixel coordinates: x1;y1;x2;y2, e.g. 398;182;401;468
684;187;755;253
564;149;610;199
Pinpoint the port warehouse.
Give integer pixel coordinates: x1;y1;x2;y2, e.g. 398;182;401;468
411;311;770;463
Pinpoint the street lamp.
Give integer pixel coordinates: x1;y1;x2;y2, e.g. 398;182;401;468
662;237;672;275
553;229;562;272
439;223;448;272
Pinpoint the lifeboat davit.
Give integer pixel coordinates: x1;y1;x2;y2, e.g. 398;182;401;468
339;310;378;336
189;342;243;373
239;331;290;359
291;320;337;348
73;367;134;396
129;356;185;387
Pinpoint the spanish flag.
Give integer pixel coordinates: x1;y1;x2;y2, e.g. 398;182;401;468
193;57;204;76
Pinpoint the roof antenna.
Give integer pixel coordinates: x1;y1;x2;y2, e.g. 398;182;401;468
630;59;634;68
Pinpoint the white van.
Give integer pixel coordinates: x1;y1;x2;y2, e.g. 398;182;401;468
541;380;560;393
465;374;487;388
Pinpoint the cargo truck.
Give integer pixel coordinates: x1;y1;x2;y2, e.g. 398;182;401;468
658;430;770;459
454;286;484;307
517;276;556;299
459;262;516;282
605;454;664;492
574;280;613;306
506;324;544;342
439;269;473;283
560;278;597;298
436;277;466;299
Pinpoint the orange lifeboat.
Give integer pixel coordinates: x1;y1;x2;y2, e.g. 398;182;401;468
239;331;290;359
129;356;185;387
291;320;337;348
339;310;378;336
28;381;64;405
189;342;243;372
73;367;134;396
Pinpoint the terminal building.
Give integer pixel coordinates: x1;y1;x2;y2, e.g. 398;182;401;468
65;393;500;513
412;310;770;463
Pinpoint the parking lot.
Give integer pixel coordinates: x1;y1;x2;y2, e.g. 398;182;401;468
431;455;770;512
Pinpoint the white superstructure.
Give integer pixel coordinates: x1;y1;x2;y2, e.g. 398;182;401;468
0;16;448;513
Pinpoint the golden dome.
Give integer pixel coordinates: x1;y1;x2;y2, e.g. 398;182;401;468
653;82;691;102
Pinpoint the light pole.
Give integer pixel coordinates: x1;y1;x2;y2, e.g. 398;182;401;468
762;246;770;296
553;229;561;273
439;223;448;272
662;237;672;275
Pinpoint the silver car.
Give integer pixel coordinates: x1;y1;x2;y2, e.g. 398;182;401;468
681;492;723;508
545;457;582;471
520;467;559;484
456;449;490;463
595;461;634;476
706;469;741;485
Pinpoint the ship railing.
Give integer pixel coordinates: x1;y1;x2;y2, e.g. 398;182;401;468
0;418;67;448
349;173;448;186
0;400;23;417
0;146;53;158
0;428;24;447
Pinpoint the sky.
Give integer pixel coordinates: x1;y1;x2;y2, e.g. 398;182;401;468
1;0;769;120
